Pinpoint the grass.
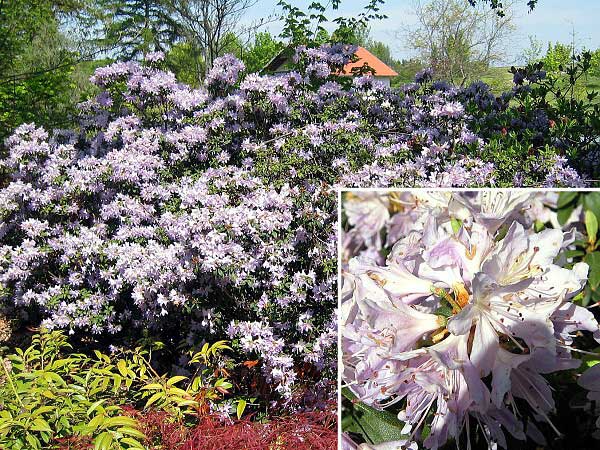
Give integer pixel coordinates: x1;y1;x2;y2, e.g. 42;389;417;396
480;66;514;93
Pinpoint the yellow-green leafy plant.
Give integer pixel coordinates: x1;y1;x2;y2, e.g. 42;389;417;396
140;340;238;420
0;331;147;450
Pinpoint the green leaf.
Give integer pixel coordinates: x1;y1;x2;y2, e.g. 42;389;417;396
87;399;106;417
586;210;599;245
112;374;123;393
557;191;578;209
450;217;462;234
87;413;106;430
144;392;164;408
584;192;600;222
102;416;138;429
42;372;66;386
41;389;56;399
26;433;41;449
30;418;52;433
116;426;145;439
120;436;146;449
94;431;114;450
166;375;187;386
534;220;545;232
584;252;600;289
557;204;575;226
435;302;453;317
116;360;127;377
342;388;408;444
421;423;432;440
236;399;247;419
141;383;163;391
31;406;55;417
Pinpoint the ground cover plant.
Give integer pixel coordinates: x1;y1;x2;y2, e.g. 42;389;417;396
0;38;598;450
341;191;600;450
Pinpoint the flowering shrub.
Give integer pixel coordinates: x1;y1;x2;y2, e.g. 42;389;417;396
341;191;600;449
0;45;593;413
474;53;600;183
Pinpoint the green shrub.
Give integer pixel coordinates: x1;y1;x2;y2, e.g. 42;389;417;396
0;331;238;449
0;331;145;449
543;41;573;72
140;340;241;420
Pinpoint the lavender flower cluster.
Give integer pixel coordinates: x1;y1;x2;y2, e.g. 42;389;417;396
342;191;600;449
0;45;587;410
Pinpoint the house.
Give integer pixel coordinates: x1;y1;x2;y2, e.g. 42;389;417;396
264;46;398;87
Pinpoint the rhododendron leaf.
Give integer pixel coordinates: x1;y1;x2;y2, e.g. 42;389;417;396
141;383;164;391
534;220;545;232
586;210;598;245
116;426;145;439
584;358;600;369
116;360;127;377
564;250;586;259
580;346;600;371
435;305;453;318
584;252;600;289
103;416;139;429
86;399;106;417
30;418;51;433
144;392;164;408
584;193;600;222
26;434;41;449
342;388;408;444
557;191;578;209
558;204;575;226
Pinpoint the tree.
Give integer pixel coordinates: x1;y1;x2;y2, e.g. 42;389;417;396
520;35;544;65
97;0;181;59
165;41;205;86
591;49;600;77
543;42;574;72
242;32;284;74
468;0;537;15
367;41;395;66
166;0;261;77
0;0;84;74
0;0;85;142
404;0;515;85
336;25;396;67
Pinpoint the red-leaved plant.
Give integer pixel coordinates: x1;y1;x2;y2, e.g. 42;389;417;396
122;406;336;449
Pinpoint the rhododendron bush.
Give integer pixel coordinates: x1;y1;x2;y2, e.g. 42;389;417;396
0;44;591;415
341;191;600;450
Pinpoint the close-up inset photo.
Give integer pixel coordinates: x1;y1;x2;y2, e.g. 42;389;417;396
341;191;600;450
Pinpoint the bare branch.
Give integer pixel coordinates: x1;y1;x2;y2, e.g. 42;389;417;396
402;0;515;84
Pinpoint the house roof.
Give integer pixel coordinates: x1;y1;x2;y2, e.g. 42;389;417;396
337;46;398;77
264;46;398;78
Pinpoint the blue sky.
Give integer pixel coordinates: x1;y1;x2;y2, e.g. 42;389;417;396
241;0;600;65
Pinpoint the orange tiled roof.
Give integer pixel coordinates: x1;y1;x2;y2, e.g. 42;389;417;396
337;46;398;77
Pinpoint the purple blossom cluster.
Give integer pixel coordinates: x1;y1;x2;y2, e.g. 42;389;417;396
0;46;589;411
342;191;600;449
206;53;246;91
294;44;358;78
